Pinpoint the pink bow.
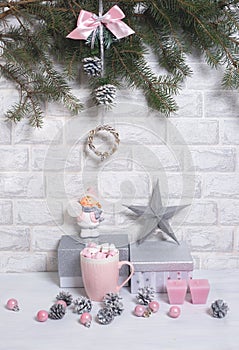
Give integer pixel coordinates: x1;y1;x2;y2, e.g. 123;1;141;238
66;5;135;40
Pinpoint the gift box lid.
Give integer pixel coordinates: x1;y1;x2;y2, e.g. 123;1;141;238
130;240;193;272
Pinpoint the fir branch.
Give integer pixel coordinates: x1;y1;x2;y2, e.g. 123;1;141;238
111;44;179;113
147;0;184;51
176;0;238;68
140;14;192;79
0;0;239;125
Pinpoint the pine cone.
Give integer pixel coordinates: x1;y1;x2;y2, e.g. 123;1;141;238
103;293;123;316
73;296;92;315
49;304;66;320
94;84;116;105
82;57;102;77
136;286;155;305
103;293;122;306
211;299;229;318
56;291;73;306
97;307;114;325
107;302;124;317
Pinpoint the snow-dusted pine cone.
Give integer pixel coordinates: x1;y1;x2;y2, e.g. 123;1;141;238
107;302;124;316
211;299;229;318
103;293;122;307
94;84;116;105
48;304;66;320
56;291;73;306
136;286;155;305
97;307;114;325
103;293;123;316
73;296;92;315
82;57;102;77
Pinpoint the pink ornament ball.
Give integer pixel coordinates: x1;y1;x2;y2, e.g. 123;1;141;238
37;310;49;322
134;305;146;317
149;301;160;313
169;306;181;318
6;298;19;311
56;300;67;308
80;312;92;328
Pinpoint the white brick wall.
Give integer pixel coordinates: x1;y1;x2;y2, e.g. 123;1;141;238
0;54;239;272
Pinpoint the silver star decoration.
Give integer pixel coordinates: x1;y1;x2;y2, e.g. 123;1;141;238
124;180;189;245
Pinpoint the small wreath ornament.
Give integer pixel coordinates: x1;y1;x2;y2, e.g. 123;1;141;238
87;124;120;161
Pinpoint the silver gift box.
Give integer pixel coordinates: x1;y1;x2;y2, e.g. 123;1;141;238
130;240;194;293
58;234;129;288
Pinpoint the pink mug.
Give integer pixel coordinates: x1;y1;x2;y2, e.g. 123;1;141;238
80;251;134;301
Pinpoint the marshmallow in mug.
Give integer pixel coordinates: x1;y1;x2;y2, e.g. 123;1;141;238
81;242;118;259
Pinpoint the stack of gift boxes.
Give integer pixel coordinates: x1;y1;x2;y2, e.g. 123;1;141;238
58;234;194;294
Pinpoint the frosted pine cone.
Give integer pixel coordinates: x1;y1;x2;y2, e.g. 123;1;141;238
48;304;66;320
136;286;155;305
107;302;124;316
94;84;116;105
73;296;92;315
82;57;102;77
56;291;73;306
103;293;122;307
103;293;123;316
211;299;229;318
97;307;114;325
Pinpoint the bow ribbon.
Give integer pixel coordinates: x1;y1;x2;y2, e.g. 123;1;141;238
66;5;135;40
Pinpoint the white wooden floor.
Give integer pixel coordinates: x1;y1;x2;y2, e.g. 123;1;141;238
0;270;238;350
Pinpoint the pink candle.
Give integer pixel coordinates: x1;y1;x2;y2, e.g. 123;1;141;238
189;279;210;304
166;279;187;304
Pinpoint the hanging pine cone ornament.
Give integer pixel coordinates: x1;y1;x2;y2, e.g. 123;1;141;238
97;307;114;325
211;299;229;318
136;287;155;305
94;84;116;105
56;291;73;306
73;296;92;315
48;304;66;320
103;293;124;316
82;57;102;77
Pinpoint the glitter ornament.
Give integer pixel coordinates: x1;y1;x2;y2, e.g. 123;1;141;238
97;307;114;325
37;310;48;322
169;306;181;318
6;298;19;312
56;291;73;306
80;312;92;328
94;84;116;105
48;304;66;320
73;296;92;315
134;305;146;317
211;299;229;318
82;57;102;77
136;287;155;305
149;301;160;313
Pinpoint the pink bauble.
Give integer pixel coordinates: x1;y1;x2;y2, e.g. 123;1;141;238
6;298;19;311
56;300;67;308
134;305;146;317
149;301;160;313
80;312;92;327
37;310;49;322
169;306;181;318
